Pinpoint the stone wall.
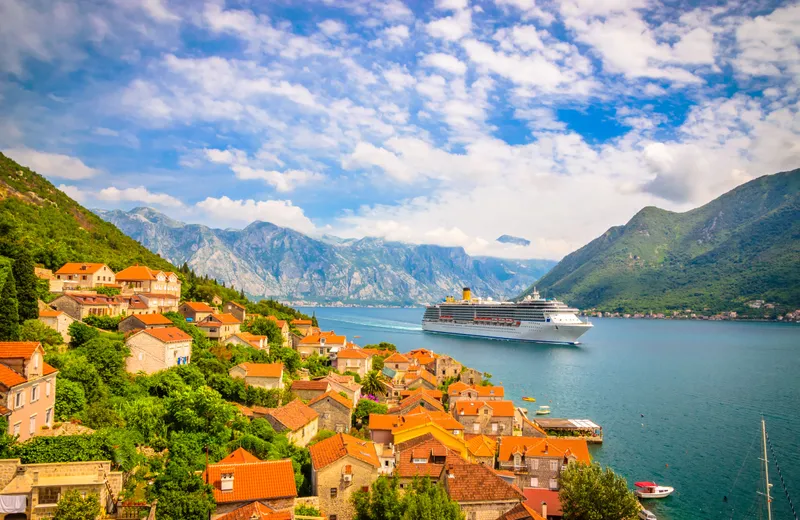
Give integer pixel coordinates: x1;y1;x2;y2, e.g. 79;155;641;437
309;398;351;433
314;457;379;520
458;500;520;520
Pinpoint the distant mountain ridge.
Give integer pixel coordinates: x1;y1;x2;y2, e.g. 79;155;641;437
98;207;556;305
496;235;531;246
520;169;800;313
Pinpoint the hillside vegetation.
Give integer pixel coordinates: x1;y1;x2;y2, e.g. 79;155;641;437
520;169;800;314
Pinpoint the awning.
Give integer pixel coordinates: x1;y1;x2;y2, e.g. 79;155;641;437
635;482;657;488
0;495;27;513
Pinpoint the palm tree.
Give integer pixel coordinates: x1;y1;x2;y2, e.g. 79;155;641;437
361;370;384;397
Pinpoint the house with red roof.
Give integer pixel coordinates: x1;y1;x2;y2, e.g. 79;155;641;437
290;319;314;336
265;316;290;348
309;433;380;520
202;447;297;520
125;327;192;374
223;301;247;322
383;352;412;372
134;292;180;314
448;381;506;404
225;332;270;352
53;262;115;291
115;265;181;297
179;301;215;323
0;342;58;441
498;436;591;491
307;390;353;433
118;313;174;334
321;374;362;406
333;348;373;379
262;399;319;447
441;457;526;520
229;363;284;390
453;400;516;437
290;379;330;401
296;331;346;359
388;391;445;416
50;293;127;320
37;309;74;343
197;313;242;341
523;488;562;518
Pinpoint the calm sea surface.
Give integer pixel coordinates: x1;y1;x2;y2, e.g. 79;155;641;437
300;307;800;520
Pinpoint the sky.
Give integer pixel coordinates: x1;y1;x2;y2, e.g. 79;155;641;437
1;0;798;260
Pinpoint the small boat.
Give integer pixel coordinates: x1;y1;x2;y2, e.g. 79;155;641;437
634;482;674;499
535;405;551;415
638;508;657;520
522;397;536;402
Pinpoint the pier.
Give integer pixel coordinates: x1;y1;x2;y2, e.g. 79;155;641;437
533;418;604;443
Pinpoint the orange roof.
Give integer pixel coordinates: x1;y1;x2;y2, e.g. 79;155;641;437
498;502;546;520
219;447;262;464
211;313;242;325
266;316;288;328
0;364;27;388
138;327;192;344
395;436;463;478
498;436;591;464
453;400;516;418
405;369;437;387
115;265;158;281
299;332;346;345
233;403;254;417
336;348;370;359
399;388;443;401
226;301;246;309
236;362;283;379
54;262;107;275
370;409;463;433
449;383;505;398
308;390;353;410
217;502;292;520
127;313;173;326
309;433;379;470
183;301;214;312
265;399;318;431
443;458;524;503
384;352;410;364
42;362;58;376
0;342;41;360
38;310;63;318
291;380;330;391
447;381;470;394
291;319;312;325
466;434;497;458
389;392;444;414
202;450;297;504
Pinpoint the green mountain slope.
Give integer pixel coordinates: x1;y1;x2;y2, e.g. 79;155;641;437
520;169;800;314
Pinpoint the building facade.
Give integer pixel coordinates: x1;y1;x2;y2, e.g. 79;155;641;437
0;342;58;442
178;301;215;323
53;263;115;291
125;328;192;374
197;313;242;341
50;294;127;320
115;266;181;297
452;400;515;437
308;391;353;434
229;363;284;390
37;310;74;344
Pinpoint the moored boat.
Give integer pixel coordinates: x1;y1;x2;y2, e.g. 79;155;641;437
638;508;657;520
535;405;551;415
522;396;536;402
634;482;674;499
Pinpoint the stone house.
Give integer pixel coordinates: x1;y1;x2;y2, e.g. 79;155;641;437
216;502;294;520
309;433;380;520
520;416;548;438
34;267;63;293
202;448;297;520
466;434;497;467
266;316;291;348
0;459;123;519
296;332;346;359
460;367;483;385
441;458;525;520
452;400;516;437
321;374;362;407
427;354;463;385
229;363;284;390
133;292;179;314
333;349;373;380
0;342;58;442
115;265;181;297
197;313;242;341
37;309;74;343
223;301;246;322
407;348;437;367
383;352;412;372
179;301;215;323
388;392;444;415
394;435;464;488
50;293;127;320
398;387;443;403
225;332;269;352
125;327;192;375
448;382;505;404
53;263;115;291
308;391;353;433
291;380;330;401
369;409;465;448
404;369;438;391
118;313;173;334
263;400;319;447
497;436;591;491
290;319;314;336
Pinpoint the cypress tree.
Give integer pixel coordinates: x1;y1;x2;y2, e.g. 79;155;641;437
311;312;319;328
0;270;20;341
13;250;38;322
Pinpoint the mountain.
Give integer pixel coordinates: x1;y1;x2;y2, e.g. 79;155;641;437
98;207;556;305
520;169;800;313
496;235;531;246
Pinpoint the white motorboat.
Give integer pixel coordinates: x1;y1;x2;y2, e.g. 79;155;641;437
638;507;657;519
634;482;674;499
535;405;551;415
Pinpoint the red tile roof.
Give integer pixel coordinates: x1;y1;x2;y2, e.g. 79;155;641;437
309;433;380;470
127;313;173;326
183;301;214;312
448;382;505;398
443;458;524;503
64;294;122;306
466;434;497;458
291;380;330;391
384;352;410;364
115;265;158;281
388;392;444;414
399;388;443;401
370;409;463;433
498;502;546;520
219;447;262;464
299;331;346;346
266;399;318;431
291;319;312;325
395;436;464;478
217;502;292;520
236;362;283;379
54;263;107;275
42;362;58;376
453;400;516;418
227;301;246;309
0;364;27;388
336;348;370;359
38;310;63;318
0;342;41;360
523;488;563;517
139;327;192;344
498;436;591;465
266;316;288;328
202;451;297;504
308;390;353;410
203;313;242;325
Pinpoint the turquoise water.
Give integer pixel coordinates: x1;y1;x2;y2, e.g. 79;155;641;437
300;307;800;520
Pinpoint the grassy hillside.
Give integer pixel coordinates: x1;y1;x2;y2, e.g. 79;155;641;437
521;169;800;315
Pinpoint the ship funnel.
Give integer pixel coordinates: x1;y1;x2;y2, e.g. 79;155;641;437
462;287;471;301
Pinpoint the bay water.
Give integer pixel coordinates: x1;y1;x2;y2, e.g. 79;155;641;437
300;307;800;520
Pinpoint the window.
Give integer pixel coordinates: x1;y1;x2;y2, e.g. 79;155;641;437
491;423;498;433
550;460;559;471
361;486;369;493
530;477;538;487
531;459;539;470
45;408;52;426
473;423;480;433
29;415;36;435
14;392;24;409
13;423;20;436
330;488;338;498
483;408;489;415
453;429;460;435
138;352;144;361
39;487;60;504
549;478;558;490
46;379;51;397
31;385;39;402
412;458;427;464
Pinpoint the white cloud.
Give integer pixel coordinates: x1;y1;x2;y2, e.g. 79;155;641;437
733;4;800;78
136;0;179;23
231;166;322;192
3;147;101;179
426;9;472;41
57;184;86;202
383;64;416;90
195;196;316;233
96;186;184;206
436;0;469;10
317;19;347;37
421;53;468;75
381;25;410;47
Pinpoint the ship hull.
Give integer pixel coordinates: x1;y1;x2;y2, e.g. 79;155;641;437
421;320;592;345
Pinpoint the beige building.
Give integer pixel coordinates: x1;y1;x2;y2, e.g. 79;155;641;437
225;332;269;352
202;448;297;520
115;265;181;297
290;380;330;401
53;263;115;291
0;459;123;519
460;367;483;385
197;313;241;341
50;293;127;320
291;319;314;336
309;433;380;520
296;331;346;359
118;313;173;334
125;327;192;375
263;400;319;447
383;352;412;372
37;310;74;343
447;382;505;404
0;342;58;442
453;400;516;437
307;391;353;434
33;268;63;293
428;354;463;385
179;301;215;323
223;301;246;322
267;316;291;348
229;362;283;390
333;349;373;379
321;374;362;407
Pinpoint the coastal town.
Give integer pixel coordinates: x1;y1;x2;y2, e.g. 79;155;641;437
0;261;612;519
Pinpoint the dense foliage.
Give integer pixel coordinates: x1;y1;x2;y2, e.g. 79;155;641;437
53;490;101;520
353;475;463;520
559;462;640;520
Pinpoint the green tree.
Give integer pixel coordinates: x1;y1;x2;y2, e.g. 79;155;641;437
311;312;319;327
353;474;404;520
54;378;87;420
353;399;387;426
19;319;63;350
402;477;463;520
242;316;283;345
53;489;101;520
364;342;397;352
361;370;384;397
0;269;20;340
13;250;38;322
559;462;640;520
68;321;99;348
148;459;216;520
79;336;130;385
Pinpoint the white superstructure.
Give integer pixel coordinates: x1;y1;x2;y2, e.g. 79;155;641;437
421;287;592;345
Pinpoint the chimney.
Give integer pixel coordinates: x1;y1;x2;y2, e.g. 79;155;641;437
221;472;234;492
541;501;548;518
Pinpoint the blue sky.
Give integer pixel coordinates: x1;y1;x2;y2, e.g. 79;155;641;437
1;0;798;259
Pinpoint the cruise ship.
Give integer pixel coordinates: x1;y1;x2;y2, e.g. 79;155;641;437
422;287;592;345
